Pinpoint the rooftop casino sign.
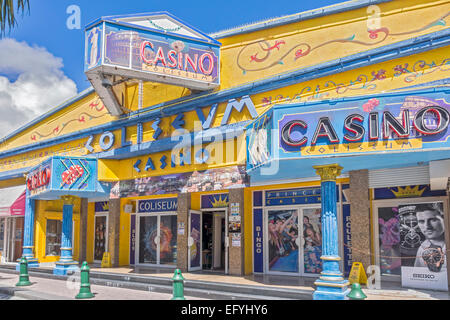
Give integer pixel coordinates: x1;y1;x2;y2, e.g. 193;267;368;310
85;12;221;116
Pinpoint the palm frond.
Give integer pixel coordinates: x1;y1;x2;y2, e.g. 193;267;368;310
0;0;30;35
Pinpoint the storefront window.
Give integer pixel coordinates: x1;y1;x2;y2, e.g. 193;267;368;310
159;215;177;265
94;216;107;261
303;208;322;274
0;219;4;250
377;206;402;276
268;209;299;273
46;220;62;256
377;201;447;280
139;216;158;264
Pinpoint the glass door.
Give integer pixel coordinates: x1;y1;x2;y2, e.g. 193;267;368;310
138;215;159;265
301;208;323;276
266;208;300;274
137;213;177;266
265;206;323;276
94;215;108;262
188;210;202;271
159;215;177;266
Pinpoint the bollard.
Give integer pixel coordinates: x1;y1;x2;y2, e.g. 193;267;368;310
347;283;367;300
16;257;32;287
76;262;95;299
171;269;186;300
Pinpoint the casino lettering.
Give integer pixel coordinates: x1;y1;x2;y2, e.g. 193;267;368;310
281;105;450;147
140;41;215;75
27;167;51;191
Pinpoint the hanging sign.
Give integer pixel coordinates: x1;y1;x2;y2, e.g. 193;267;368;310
85;16;221;90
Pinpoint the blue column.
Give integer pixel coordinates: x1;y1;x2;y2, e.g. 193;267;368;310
313;164;350;300
54;196;79;275
16;190;39;270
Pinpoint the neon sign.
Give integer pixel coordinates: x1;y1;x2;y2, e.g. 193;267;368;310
281;105;450;148
27;167;51;191
140;41;216;76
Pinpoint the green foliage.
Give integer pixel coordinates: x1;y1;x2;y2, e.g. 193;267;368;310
0;0;30;35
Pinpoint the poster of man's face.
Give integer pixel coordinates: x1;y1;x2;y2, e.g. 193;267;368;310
398;202;446;269
398;202;448;291
397;202;448;289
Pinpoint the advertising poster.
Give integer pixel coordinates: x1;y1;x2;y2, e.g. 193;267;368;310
178;222;185;235
378;207;402;276
398;202;448;291
139;216;158;264
111;166;249;198
303;208;322;274
268;209;299;273
159;215;177;265
94;216;107;261
232;233;241;247
190;214;201;268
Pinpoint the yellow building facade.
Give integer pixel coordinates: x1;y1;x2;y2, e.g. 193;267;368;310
0;0;449;290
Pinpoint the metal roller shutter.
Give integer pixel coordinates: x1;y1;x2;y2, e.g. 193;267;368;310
368;165;430;189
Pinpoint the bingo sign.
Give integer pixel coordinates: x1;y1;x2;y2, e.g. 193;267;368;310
253;208;264;273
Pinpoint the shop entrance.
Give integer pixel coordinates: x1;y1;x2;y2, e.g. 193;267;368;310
93;214;108;262
265;206;323;276
5;217;24;263
136;213;178;267
188;210;228;273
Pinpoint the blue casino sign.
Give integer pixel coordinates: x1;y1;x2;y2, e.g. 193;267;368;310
246;88;450;182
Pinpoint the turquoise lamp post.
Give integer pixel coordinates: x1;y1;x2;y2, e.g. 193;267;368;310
313;164;350;300
53;196;79;275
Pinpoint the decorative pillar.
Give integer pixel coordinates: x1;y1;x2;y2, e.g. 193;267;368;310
177;193;190;273
108;199;121;267
16;190;39;270
348;170;371;268
54;196;79;275
313;164;350;300
228;188;245;276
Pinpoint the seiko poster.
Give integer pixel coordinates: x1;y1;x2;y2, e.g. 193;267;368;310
398;202;448;291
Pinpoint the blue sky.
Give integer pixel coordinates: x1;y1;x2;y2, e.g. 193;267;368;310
7;0;344;91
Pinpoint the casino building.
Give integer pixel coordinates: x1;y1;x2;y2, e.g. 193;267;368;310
0;0;449;298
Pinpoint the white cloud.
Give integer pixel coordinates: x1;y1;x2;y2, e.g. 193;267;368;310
0;38;77;139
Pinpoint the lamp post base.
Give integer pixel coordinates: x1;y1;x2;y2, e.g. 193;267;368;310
15;257;39;271
53;261;79;276
313;279;351;300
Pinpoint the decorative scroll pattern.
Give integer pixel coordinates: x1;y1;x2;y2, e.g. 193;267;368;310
261;56;450;107
237;13;449;75
30;99;107;142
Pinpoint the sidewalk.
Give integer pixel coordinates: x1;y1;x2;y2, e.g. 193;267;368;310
1;263;450;300
0;271;206;300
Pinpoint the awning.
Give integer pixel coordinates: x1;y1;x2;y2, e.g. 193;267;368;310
0;186;26;217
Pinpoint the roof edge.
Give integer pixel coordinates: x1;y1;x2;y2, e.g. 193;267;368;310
210;0;392;39
0;87;95;145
